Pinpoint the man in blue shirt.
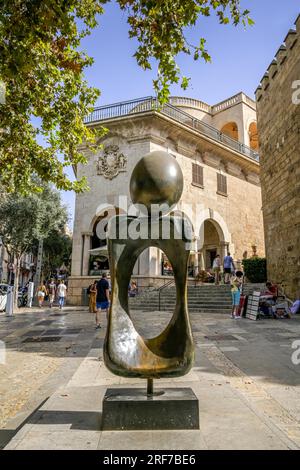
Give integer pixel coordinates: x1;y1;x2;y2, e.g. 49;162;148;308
95;272;110;329
223;252;235;284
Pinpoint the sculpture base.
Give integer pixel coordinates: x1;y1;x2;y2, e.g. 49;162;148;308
102;387;199;430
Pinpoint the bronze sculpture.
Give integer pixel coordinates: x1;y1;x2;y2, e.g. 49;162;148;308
104;151;195;384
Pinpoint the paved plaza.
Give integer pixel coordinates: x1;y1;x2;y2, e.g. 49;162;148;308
0;307;300;450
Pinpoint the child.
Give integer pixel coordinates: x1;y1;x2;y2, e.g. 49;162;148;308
231;271;243;319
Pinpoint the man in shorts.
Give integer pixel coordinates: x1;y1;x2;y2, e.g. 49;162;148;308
95;272;110;329
223;252;235;284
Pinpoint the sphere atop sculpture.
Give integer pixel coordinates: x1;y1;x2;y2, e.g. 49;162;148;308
130;150;183;214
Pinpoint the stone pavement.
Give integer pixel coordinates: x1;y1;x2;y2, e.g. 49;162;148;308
1;307;300;450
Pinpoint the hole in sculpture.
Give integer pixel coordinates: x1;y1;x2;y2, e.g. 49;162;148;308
129;247;175;340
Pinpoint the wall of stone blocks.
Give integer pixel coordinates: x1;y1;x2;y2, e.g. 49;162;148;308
256;15;300;299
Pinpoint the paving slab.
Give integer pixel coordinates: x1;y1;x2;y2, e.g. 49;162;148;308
1;309;300;450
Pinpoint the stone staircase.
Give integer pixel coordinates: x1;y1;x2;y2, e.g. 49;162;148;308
129;284;232;314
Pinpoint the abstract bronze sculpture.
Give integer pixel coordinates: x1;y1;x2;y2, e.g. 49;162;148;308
104;151;195;381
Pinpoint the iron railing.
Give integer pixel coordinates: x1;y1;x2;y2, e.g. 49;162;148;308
157;279;175;311
84;96;260;162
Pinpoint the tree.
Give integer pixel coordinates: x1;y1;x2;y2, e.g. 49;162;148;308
0;1;252;194
41;229;72;280
242;258;267;284
0;183;68;310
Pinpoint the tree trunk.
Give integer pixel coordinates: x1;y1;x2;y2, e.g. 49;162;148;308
13;255;20;313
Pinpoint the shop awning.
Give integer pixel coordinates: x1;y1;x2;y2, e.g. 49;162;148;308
89;246;109;257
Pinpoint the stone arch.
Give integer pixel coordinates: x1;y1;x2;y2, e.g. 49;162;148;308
194;209;230;245
220;121;239;141
193;209;234;270
248;121;259;150
89;203;120;234
86;204;127;274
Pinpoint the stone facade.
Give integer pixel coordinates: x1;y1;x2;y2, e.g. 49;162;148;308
255;15;300;300
69;93;265;305
0;246;35;286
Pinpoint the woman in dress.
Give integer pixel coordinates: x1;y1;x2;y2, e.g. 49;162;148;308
88;280;97;314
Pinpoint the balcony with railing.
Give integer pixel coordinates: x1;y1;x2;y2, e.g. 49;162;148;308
84;96;259;162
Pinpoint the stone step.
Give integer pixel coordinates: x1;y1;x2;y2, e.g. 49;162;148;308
131;298;232;304
129;299;231;306
137;292;231;299
131;301;231;307
130;307;232;314
139;290;231;294
159;295;231;300
130;283;233;314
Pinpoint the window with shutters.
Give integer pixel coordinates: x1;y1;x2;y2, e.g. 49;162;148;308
192;163;204;188
217;173;227;196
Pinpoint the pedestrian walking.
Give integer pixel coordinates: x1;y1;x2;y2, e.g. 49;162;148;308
36;282;48;308
223;252;235;284
95;273;110;329
48;278;56;308
231;271;243;319
57;280;67;310
88;280;97;313
212;254;221;285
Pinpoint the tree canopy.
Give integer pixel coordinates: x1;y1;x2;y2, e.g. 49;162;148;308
0;182;68;257
0;1;252;194
41;228;72;280
0;181;69;307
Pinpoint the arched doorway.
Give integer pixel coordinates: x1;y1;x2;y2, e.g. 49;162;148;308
249;122;259;150
220;122;239;141
197;219;228;271
89;207;122;275
194;209;232;277
204;220;223;269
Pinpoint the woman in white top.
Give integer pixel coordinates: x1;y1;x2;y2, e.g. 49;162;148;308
57;280;67;310
212;254;221;285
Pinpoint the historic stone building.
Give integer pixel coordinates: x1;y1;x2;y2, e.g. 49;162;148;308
69;92;264;305
255;15;300;300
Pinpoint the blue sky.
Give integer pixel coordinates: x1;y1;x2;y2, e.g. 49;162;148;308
62;0;299;227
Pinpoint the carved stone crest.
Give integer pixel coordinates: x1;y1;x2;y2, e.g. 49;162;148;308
97;145;127;180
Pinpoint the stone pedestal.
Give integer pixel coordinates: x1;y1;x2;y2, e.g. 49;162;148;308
102;387;199;430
